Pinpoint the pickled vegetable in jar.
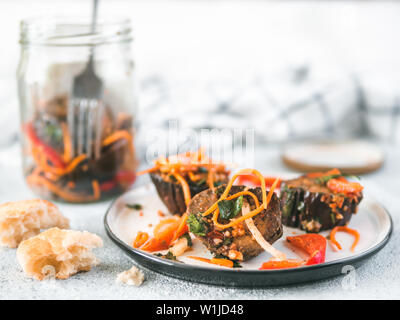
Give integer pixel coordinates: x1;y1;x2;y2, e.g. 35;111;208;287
17;17;138;202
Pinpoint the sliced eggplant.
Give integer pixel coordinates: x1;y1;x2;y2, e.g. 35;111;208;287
187;185;283;261
280;176;363;233
150;171;228;215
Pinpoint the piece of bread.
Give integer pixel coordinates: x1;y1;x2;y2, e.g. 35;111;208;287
0;199;70;248
17;227;103;280
116;266;144;286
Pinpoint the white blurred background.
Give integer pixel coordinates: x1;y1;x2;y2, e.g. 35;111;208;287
1;0;400;146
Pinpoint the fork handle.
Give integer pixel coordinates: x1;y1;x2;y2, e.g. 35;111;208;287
91;0;99;34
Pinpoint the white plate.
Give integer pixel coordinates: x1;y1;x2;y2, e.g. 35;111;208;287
105;181;392;286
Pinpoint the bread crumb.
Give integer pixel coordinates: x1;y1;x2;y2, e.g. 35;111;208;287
0;199;69;248
116;266;145;286
17;227;103;280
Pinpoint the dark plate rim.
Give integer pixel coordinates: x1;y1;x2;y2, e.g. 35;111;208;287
104;189;393;277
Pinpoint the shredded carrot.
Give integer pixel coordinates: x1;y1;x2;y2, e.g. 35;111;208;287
157;210;165;217
187;256;211;263
202;169;267;217
92;180;100;200
225;190;260;207
137;166;160;176
207;168;215;190
133;231;149;248
210;258;234;268
330;226;360;252
61;123;72;163
172;172;192;206
212;177;279;230
188;171;202;181
170;213;189;243
187;256;233;268
102;130;133;148
33;147;87;177
136;148;229;179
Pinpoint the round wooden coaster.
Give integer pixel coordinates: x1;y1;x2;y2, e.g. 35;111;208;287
281;140;384;175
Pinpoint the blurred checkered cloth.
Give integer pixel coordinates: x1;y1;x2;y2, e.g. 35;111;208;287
137;65;366;146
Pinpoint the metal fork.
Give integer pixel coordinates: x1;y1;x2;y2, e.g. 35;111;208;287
68;0;103;159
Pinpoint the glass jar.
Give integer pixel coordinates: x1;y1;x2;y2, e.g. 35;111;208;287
17;16;138;203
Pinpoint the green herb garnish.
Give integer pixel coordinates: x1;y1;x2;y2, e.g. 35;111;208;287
187;213;207;236
197;167;208;173
196;178;207;186
45;124;63;143
213;180;223;187
213;254;242;268
126;203;143;210
154;251;181;262
330;213;336;225
316;174;360;185
218;195;243;220
180;233;193;247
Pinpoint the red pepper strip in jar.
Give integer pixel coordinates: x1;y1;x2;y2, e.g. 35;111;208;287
25;122;66;168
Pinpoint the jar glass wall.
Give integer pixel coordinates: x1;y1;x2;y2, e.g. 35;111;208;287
17;16;138;203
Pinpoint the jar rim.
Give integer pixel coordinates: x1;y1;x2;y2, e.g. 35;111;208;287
20;15;132;46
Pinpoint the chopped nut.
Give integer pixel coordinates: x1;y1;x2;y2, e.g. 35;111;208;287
228;249;243;261
336;213;344;220
213;238;223;245
169;237;189;257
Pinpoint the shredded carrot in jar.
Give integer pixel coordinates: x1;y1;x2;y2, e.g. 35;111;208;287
330;226;360;252
102;130;133;148
61;123;72;163
33;147;87;177
26;173;101;203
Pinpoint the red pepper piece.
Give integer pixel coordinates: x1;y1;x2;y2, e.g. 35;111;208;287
25;122;66;168
306;168;341;178
236;175;281;188
286;234;327;265
99;180;117;192
140;237;169;252
327;178;363;194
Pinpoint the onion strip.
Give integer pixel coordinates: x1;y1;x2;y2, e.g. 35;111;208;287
243;203;286;260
